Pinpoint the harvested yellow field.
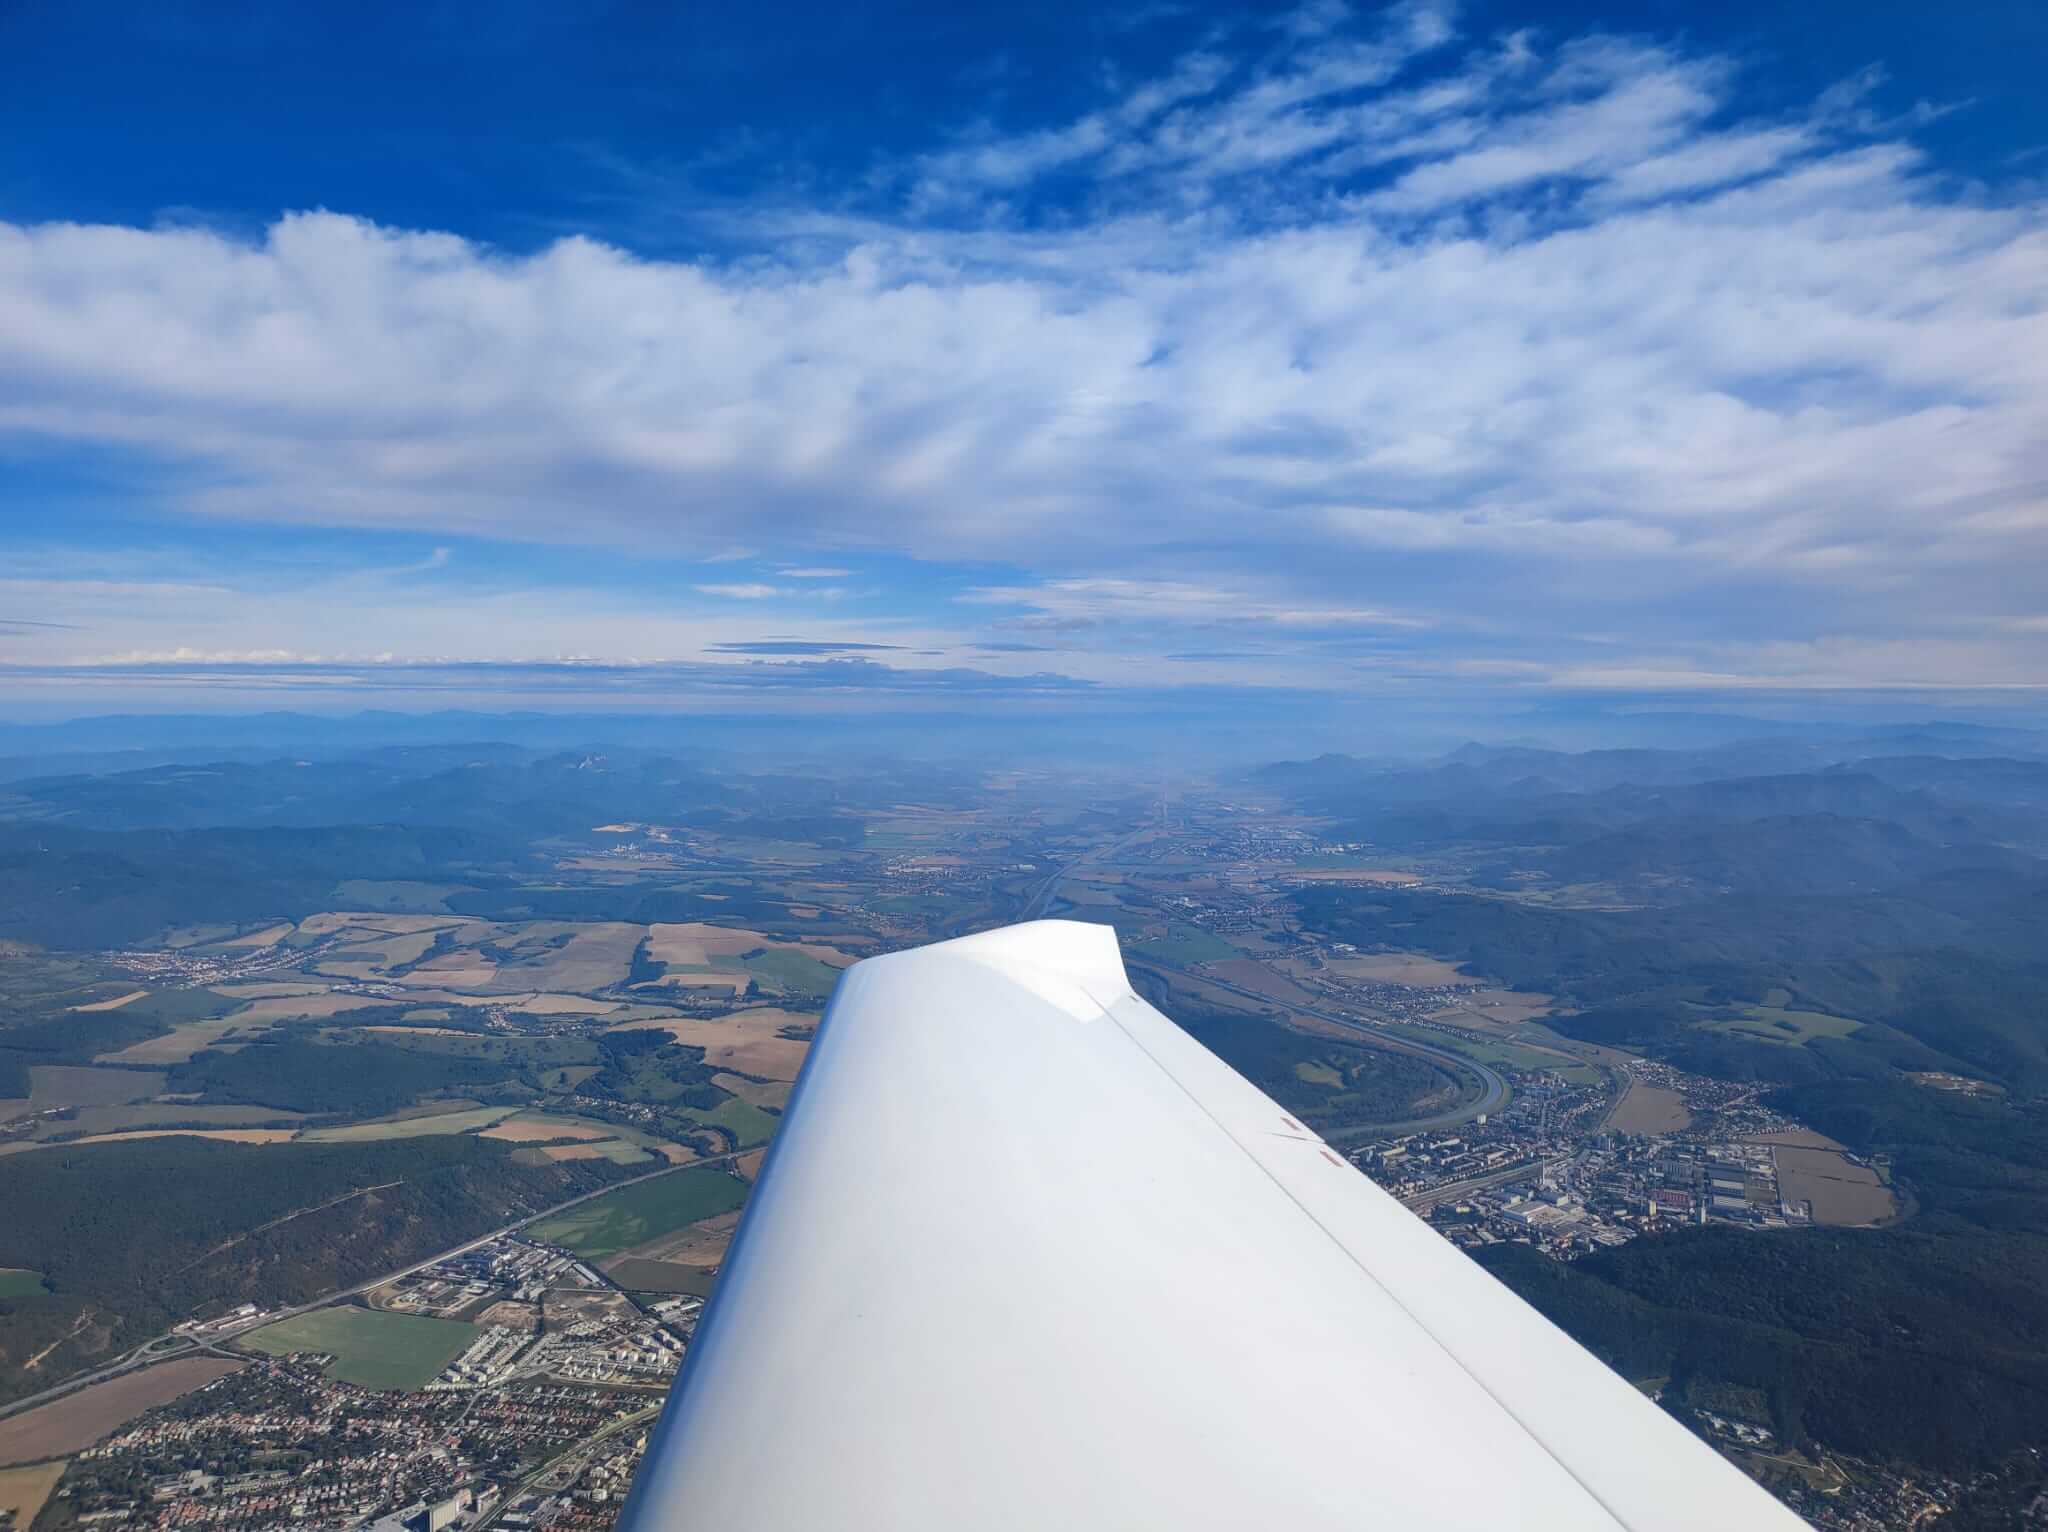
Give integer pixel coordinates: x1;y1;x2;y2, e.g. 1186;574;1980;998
1773;1146;1897;1226
644;923;744;967
1746;1130;1898;1226
69;1128;298;1146
230;993;383;1024
484;1114;686;1163
541;1142;649;1163
647;922;853;968
314;929;444;978
1317;951;1471;986
1430;988;1553;1025
0;1359;244;1464
0;1461;67;1526
378;988;490;1006
70;989;148;1013
643;971;743;992
97;1016;267;1065
607;1008;815;1081
393;955;497;989
736;1148;768;1180
479;922;643;994
1610;1082;1692;1135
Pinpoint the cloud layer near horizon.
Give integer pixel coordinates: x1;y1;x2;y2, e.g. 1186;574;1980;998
2;4;2046;699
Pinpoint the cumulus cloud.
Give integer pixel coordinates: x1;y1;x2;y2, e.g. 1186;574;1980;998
0;6;2045;694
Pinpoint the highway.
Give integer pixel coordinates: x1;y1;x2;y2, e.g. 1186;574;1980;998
1137;963;1510;1133
1018;825;1156;923
1024;836;1505;1129
0;1150;744;1424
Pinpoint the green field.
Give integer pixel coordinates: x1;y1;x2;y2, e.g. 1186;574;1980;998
24;1065;166;1110
689;1095;781;1148
1701;1007;1865;1047
299;1105;517;1142
525;1168;750;1259
373;1032;600;1067
0;1269;49;1298
742;948;843;998
1127;925;1237;966
240;1304;477;1389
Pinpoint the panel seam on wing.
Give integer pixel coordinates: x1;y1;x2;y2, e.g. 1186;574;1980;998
1099;996;1642;1532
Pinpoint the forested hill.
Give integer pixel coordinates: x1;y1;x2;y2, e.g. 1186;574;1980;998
0;821;528;949
1482;1077;2048;1477
0;1136;634;1406
1294;880;2048;1093
1272;738;2048;1487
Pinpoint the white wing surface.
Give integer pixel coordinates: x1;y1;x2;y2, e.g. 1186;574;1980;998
618;920;1806;1530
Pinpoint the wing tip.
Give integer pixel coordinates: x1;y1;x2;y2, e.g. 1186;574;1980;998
855;919;1133;1019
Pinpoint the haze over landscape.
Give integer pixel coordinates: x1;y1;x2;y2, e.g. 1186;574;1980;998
3;2;2048;1530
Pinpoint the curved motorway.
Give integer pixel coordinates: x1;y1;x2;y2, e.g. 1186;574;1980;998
1135;964;1510;1135
1024;839;1504;1133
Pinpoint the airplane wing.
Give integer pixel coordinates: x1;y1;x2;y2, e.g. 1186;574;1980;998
618;920;1807;1530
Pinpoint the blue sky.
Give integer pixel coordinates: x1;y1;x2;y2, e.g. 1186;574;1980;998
2;0;2045;742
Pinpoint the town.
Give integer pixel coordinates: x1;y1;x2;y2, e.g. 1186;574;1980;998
37;1234;694;1531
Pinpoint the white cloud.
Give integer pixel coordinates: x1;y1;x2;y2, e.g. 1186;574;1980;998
962;577;1427;631
0;9;2045;694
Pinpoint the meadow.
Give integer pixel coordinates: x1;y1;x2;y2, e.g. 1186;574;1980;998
239;1305;478;1390
297;1105;518;1142
1702;1007;1865;1048
524;1168;750;1260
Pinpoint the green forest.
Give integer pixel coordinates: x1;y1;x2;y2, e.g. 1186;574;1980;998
1295;877;2048;1479
0;1135;632;1405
